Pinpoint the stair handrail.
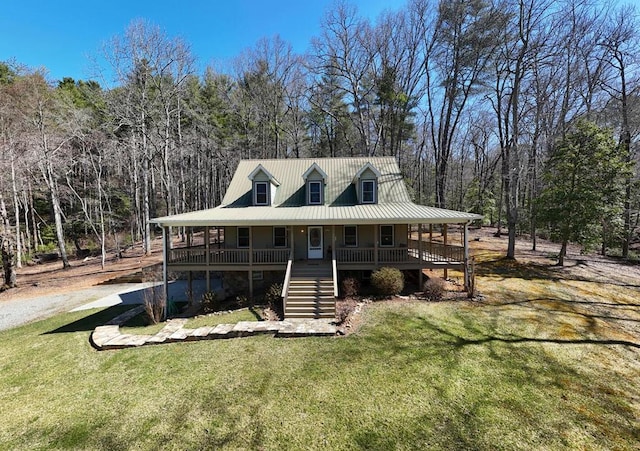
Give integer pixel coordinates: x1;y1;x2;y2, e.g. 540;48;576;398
332;253;338;297
281;248;294;311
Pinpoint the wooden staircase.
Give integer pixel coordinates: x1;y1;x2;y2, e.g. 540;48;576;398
285;261;335;319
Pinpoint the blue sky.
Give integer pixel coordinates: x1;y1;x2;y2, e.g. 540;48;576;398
1;0;406;84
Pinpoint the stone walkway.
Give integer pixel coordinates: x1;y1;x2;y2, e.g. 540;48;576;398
90;306;337;350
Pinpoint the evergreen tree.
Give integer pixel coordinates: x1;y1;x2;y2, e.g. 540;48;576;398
537;120;630;265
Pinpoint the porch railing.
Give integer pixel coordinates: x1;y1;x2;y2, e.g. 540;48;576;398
337;242;464;265
407;239;465;262
168;248;289;265
335;247;374;263
253;248;289;264
168;241;464;266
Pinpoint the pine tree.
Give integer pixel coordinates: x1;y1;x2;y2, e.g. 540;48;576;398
537;120;630;265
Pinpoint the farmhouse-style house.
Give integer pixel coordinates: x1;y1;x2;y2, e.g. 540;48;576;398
152;157;482;318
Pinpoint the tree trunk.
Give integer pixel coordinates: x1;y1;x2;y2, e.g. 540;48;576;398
0;192;17;289
46;158;70;269
558;239;568;266
0;236;17;289
10;156;22;268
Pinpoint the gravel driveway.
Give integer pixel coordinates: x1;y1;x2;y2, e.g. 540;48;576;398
0;280;212;332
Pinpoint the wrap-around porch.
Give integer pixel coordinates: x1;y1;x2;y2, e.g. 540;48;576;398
162;223;472;296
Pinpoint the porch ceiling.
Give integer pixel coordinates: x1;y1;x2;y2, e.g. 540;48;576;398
151;202;482;227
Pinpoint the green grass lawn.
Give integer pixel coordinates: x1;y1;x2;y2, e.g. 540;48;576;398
0;263;638;450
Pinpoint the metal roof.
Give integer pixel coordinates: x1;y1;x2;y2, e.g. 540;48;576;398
223;157;410;206
152;157;483;227
152;204;482;227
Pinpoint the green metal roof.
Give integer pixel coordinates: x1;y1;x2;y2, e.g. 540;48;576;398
152;157;483;227
224;157;410;207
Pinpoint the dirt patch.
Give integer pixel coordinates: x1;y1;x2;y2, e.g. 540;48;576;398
0;237;166;302
468;227;640;286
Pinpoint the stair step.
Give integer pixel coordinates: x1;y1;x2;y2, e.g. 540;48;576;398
286;313;335;319
287;287;334;292
290;279;332;282
287;300;335;306
285;306;336;315
292;272;331;275
285;304;335;310
286;263;335;319
286;298;336;305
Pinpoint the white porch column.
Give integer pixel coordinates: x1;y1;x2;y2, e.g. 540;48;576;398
290;225;294;258
418;223;423;288
162;226;170;321
443;224;448;279
332;225;338;297
248;226;253;298
205;227;211;292
429;224;433;255
463;222;470;290
374;225;378;268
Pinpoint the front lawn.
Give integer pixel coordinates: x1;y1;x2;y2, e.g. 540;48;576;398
0;259;638;450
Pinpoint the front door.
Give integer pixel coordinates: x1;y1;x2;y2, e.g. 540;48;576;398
308;226;323;259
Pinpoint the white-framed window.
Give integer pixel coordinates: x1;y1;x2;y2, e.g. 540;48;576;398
237;227;250;248
380;225;394;247
254;181;269;206
308;181;323;205
361;179;376;204
344;225;357;247
273;226;287;247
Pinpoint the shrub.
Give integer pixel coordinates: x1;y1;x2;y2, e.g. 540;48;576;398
201;291;219;313
236;295;250;308
423;277;446;301
371;267;404;296
336;299;357;324
143;286;165;324
341;277;360;297
265;283;283;311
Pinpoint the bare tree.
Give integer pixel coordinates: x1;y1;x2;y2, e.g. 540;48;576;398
312;2;377;155
12;72;73;268
425;0;506;208
599;5;640;259
101;20;195;255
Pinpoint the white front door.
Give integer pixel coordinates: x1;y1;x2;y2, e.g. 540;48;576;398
308;226;323;259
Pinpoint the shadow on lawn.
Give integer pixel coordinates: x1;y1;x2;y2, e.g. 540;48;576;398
349;307;639;449
419;316;640;349
476;257;640;289
43;305;134;334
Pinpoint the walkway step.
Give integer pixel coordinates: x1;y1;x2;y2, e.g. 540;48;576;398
90;312;337;350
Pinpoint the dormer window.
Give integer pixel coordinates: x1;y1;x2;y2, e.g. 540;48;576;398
302;162;327;206
248;164;279;207
254;181;269;205
361;180;376;204
308;181;323;205
354;162;381;205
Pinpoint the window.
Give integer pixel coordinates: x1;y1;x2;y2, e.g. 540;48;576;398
237;227;250;248
273;227;287;247
254;182;269;205
380;225;394;247
252;271;263;281
308;181;322;205
361;180;376;204
344;225;357;247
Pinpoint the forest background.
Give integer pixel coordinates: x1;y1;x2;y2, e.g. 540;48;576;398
1;0;639;288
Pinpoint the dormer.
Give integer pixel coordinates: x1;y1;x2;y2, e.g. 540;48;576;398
248;164;280;206
353;162;381;204
302;162;327;205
